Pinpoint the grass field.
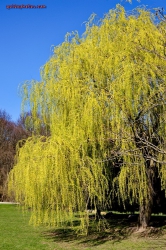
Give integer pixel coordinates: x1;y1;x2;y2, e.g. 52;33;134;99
1;204;166;250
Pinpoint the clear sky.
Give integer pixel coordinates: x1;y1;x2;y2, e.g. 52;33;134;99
0;0;165;122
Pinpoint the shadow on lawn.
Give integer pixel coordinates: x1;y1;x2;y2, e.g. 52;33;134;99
42;213;166;247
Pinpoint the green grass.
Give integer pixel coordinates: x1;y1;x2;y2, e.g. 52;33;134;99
1;204;166;250
0;204;56;250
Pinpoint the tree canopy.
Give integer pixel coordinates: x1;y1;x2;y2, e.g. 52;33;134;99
8;5;166;231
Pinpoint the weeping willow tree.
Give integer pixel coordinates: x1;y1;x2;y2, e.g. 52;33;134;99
9;5;166;230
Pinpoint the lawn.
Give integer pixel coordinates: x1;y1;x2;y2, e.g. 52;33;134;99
1;204;166;250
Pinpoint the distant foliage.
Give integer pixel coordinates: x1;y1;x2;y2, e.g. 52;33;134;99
17;111;50;136
0;110;29;200
8;5;166;230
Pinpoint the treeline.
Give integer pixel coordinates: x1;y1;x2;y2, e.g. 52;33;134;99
0;110;30;200
0;110;49;201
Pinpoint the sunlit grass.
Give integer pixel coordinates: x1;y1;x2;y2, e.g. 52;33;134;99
0;204;55;250
1;204;166;250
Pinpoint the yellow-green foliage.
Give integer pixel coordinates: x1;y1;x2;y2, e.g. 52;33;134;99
9;5;166;230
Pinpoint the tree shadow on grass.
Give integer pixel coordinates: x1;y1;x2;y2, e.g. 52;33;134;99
42;213;166;248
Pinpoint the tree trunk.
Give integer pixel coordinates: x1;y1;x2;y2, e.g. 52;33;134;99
139;199;153;228
95;207;101;220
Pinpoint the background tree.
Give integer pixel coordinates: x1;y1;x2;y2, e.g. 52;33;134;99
0;110;29;201
17;111;50;136
8;5;166;230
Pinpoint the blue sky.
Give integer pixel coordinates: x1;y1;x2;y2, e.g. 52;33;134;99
0;0;165;122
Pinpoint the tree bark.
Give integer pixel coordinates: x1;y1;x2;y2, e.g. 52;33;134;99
96;207;101;220
139;198;153;228
138;167;154;228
